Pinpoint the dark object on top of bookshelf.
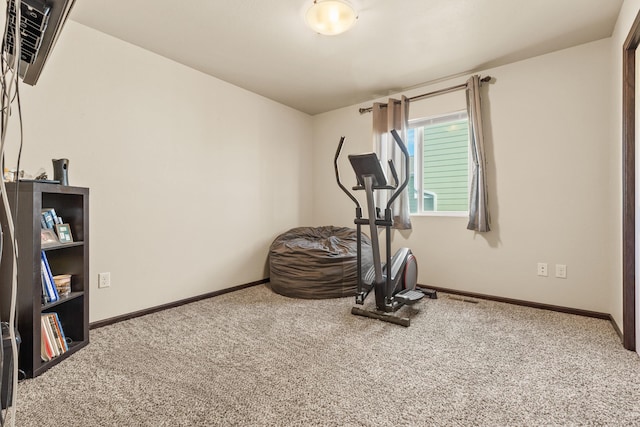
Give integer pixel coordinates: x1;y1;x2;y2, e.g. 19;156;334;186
52;158;69;186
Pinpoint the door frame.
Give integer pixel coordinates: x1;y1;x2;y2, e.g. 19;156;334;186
622;9;640;351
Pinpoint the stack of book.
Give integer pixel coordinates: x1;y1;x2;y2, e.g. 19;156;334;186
40;312;69;362
41;208;63;230
40;251;59;304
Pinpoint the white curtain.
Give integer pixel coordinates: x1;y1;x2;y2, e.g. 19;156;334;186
372;95;411;230
466;75;490;232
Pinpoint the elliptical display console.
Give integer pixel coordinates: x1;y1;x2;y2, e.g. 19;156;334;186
334;129;437;326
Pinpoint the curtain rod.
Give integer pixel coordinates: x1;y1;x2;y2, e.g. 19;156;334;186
358;75;492;114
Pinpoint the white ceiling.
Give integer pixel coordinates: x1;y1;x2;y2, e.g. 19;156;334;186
69;0;623;115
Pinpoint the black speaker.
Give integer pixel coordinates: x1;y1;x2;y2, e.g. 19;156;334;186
1;323;20;409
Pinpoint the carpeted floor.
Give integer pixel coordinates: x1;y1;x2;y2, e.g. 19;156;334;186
6;284;640;426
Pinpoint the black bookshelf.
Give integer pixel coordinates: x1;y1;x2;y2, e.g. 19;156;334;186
0;182;89;378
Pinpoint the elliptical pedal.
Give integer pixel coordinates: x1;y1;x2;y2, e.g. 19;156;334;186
394;289;424;304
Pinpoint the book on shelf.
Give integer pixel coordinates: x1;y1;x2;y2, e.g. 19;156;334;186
46;314;64;354
40;269;50;304
50;313;69;352
41;208;63;229
40;316;55;361
40;335;49;362
40;251;59;303
50;208;61;225
41;210;55;229
41;313;69;358
40;259;56;303
41;314;59;357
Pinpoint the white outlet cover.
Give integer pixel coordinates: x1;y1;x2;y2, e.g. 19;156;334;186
98;272;111;288
555;264;567;279
537;263;548;277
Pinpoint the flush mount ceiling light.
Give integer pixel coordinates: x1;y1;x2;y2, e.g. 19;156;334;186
305;0;358;36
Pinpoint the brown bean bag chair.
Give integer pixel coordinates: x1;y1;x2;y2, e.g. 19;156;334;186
269;226;373;299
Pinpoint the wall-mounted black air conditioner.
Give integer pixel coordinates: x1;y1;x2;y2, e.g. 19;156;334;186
3;0;76;86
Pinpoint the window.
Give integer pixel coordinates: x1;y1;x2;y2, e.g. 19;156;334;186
407;110;470;215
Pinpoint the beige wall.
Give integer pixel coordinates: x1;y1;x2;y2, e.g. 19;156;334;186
312;39;616;315
5;21;313;322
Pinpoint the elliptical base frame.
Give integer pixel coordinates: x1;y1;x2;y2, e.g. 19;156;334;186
351;306;412;327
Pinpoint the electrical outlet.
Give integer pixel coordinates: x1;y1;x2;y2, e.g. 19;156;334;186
555;264;567;279
537;263;548;277
98;272;111;288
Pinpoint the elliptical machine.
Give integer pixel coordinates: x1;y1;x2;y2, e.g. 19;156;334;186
334;129;437;327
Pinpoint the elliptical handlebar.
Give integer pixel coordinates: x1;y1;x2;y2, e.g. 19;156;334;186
387;159;399;188
386;129;410;211
334;136;361;209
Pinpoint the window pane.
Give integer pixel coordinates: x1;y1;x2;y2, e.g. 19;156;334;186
422;118;469;212
407;128;418;214
423;192;435;211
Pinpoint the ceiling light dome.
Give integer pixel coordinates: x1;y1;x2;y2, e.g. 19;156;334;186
305;0;358;36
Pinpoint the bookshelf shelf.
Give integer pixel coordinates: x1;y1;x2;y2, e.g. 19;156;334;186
0;182;89;378
42;291;84;310
42;241;84;251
